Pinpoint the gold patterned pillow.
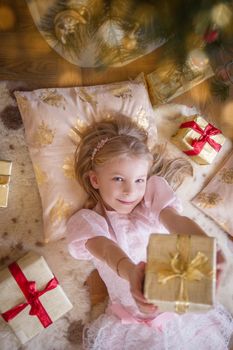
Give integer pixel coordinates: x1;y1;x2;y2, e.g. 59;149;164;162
14;75;157;242
192;150;233;237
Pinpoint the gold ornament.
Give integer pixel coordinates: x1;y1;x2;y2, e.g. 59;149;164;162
187;48;209;72
54;8;89;44
122;34;137;50
122;24;139;51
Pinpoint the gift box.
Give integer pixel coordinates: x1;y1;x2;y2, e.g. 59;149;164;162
144;234;216;313
192;149;233;237
0;160;12;207
0;251;73;344
172;115;225;165
146;60;214;106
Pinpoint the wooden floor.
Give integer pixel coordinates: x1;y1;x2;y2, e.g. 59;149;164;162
1;0;233;137
0;0;232;307
0;0;165;88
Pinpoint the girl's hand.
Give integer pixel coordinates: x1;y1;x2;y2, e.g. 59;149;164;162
128;261;157;315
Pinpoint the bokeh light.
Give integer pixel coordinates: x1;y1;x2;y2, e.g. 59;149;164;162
187;48;209;72
58;70;82;87
220;101;233;139
211;3;232;28
190;80;211;105
0;5;16;31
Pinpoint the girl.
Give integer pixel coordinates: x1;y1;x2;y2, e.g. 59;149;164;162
67;116;233;350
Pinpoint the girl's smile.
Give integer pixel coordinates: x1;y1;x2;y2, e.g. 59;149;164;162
117;199;137;205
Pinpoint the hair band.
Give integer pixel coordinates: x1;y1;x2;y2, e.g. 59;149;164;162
91;137;111;161
91;134;139;161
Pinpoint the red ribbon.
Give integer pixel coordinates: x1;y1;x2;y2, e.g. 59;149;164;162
1;261;59;327
180;121;222;156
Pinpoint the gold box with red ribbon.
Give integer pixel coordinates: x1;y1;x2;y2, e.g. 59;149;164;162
144;234;216;313
172;115;225;165
0;252;73;344
0;160;12;207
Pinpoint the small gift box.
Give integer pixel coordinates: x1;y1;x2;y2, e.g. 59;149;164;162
144;234;216;313
0;160;12;207
146;61;214;105
192;149;233;237
0;252;73;344
172;115;225;165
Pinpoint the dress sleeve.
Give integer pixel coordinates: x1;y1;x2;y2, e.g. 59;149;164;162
66;209;111;260
144;175;182;222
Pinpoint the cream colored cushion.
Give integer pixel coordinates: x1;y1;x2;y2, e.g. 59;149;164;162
15;75;157;242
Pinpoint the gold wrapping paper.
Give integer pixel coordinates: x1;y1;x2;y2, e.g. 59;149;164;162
0;160;12;207
0;252;73;344
144;234;216;313
192;149;233;237
0;186;9;208
146;60;214;106
172;115;225;165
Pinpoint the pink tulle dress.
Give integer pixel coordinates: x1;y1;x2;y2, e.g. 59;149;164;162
67;176;233;350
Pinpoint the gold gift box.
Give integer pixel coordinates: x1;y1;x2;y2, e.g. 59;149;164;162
0;252;73;344
144;234;216;313
0;160;12;207
172;115;225;165
146;61;214;106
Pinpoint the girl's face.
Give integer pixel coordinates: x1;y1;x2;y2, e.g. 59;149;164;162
89;154;150;214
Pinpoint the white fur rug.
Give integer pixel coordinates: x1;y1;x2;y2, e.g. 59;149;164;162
0;81;233;350
0;81;96;350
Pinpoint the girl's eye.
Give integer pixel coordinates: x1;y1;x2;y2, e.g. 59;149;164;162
113;177;123;182
136;178;145;183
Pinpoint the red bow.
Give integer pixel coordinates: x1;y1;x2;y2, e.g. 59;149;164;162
1;260;58;327
180;120;222;156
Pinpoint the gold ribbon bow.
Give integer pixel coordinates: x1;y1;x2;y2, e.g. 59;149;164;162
156;235;213;313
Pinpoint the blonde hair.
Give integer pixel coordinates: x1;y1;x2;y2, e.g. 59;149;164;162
74;115;193;208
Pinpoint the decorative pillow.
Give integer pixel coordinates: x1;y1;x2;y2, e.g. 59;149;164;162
15;74;157;242
192;149;233;237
